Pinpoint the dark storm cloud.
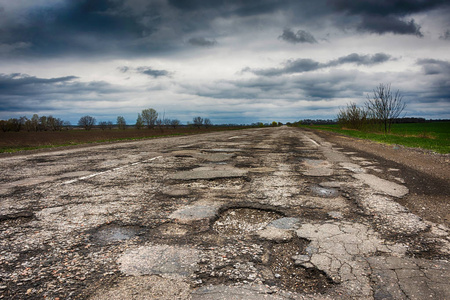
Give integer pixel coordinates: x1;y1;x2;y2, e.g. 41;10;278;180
188;37;217;47
329;0;450;36
329;0;448;16
417;59;450;75
246;53;393;76
0;73;78;93
279;28;317;44
0;73;122;112
2;0;448;58
416;59;450;101
357;15;422;36
0;0;153;57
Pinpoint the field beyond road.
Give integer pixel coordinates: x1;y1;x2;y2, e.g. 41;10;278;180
1;126;449;299
302;122;450;154
0;127;244;154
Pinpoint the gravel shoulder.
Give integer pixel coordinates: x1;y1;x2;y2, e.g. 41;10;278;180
308;128;450;227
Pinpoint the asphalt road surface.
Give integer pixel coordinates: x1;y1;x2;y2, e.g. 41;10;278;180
1;127;449;299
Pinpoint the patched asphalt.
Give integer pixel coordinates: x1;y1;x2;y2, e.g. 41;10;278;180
0;127;449;299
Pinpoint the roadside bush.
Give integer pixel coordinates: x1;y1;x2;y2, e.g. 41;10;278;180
337;102;368;130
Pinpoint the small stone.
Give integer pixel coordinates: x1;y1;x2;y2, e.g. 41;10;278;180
292;255;310;263
328;211;343;219
274;273;281;278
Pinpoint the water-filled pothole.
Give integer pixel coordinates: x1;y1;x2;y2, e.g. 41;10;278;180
213;208;283;237
91;224;141;244
310;185;339;198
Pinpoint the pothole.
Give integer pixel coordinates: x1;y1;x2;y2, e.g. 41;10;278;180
0;211;34;225
91;224;141;244
195;237;334;294
268;238;334;293
213;208;283;237
309;185;339;198
159;223;189;237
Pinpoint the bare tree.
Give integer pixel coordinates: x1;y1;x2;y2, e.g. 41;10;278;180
78;115;96;130
135;113;144;129
99;121;108;130
204;118;212;128
156;118;164;131
170;119;180;128
141;108;158;129
31;114;39;131
117;116;127;130
366;83;406;133
63;121;71;130
193;116;203;128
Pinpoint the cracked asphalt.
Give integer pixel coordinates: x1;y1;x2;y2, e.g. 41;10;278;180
0;127;449;299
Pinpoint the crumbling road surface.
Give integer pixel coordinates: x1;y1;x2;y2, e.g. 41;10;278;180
1;127;449;299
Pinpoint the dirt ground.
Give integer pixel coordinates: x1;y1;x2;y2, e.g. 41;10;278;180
0;127;243;151
0;127;449;299
309;128;450;228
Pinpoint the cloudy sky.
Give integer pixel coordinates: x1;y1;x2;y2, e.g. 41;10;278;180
1;0;449;125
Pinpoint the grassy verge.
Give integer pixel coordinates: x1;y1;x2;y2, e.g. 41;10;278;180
0;127;248;154
302;122;450;154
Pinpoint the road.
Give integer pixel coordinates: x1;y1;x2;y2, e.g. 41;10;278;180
1;127;449;299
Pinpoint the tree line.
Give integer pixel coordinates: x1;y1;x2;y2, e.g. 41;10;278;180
0;109;213;132
0;114;69;132
78;109;212;131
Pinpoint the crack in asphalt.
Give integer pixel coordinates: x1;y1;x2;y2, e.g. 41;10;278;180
1;127;449;299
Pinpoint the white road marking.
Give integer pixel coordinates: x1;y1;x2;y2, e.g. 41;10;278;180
305;137;320;147
62;156;162;185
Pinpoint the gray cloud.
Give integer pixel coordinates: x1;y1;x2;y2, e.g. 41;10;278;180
136;67;171;78
357;15;423;36
1;0;448;59
118;66;130;73
440;30;450;40
0;73;78;94
188;37;217;47
416;59;450;101
118;66;171;78
279;28;317;44
184;69;362;101
329;0;448;16
0;73;123;113
329;0;450;36
246;53;393;76
328;53;392;66
417;59;450;75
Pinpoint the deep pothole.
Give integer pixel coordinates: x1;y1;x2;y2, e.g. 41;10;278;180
309;185;339;198
196;207;336;293
267;238;334;293
90;224;142;244
213;208;283;237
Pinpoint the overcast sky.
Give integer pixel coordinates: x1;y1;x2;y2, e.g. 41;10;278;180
1;0;449;125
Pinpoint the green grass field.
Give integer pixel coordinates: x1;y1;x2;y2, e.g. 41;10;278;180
304;122;450;154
